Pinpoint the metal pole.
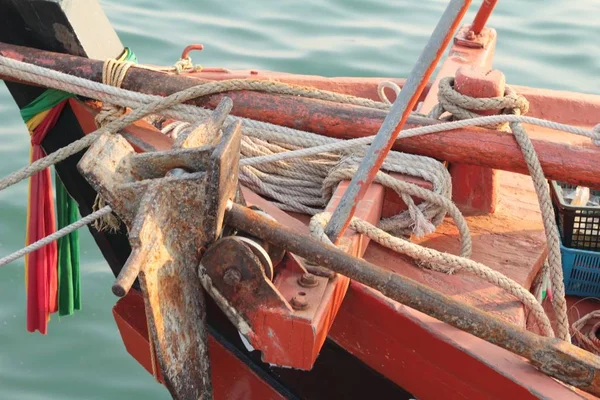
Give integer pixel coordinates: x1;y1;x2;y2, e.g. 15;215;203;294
471;0;499;34
323;0;472;243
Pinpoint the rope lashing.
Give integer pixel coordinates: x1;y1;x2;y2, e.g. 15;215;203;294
173;56;203;74
93;56;135;232
428;76;529;128
95;58;134;127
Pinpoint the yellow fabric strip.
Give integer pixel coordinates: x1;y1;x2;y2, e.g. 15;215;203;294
26;109;51;133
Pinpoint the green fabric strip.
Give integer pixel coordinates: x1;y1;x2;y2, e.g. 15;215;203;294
55;172;80;316
20;90;72;122
69;190;81;311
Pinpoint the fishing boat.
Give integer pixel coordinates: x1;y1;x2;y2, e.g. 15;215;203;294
1;0;600;398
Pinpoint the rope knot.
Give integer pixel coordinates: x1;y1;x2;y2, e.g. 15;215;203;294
95;58;134;128
430;77;529;131
173;57;203;74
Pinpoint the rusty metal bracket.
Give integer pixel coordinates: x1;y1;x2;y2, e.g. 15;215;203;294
77;97;241;400
199;236;291;332
454;24;495;49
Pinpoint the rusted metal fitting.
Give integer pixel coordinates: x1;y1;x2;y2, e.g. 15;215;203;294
454;24;494;49
298;273;319;288
223;268;242;287
290;293;309;310
181;44;204;60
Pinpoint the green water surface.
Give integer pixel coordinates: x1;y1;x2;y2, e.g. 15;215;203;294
0;1;599;398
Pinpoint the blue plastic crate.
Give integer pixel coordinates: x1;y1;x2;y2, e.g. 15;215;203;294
561;244;600;297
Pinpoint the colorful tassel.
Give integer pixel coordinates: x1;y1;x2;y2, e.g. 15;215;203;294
19;46;137;332
24;102;66;333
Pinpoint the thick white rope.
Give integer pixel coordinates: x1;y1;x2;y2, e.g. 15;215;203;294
429;77;570;341
0;206;112;267
309;212;554;337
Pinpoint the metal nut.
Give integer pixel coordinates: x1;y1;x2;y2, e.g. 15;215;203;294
298;273;319;288
223;268;242;287
466;30;476;40
290;293;309;310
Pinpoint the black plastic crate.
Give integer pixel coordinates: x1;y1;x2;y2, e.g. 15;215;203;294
550;181;600;251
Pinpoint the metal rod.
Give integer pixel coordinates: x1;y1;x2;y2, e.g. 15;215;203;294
471;0;499;34
225;203;600;397
323;0;472;243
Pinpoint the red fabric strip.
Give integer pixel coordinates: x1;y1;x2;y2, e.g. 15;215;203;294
26;102;66;334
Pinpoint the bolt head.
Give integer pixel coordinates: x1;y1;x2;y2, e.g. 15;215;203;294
290;293;309;310
223;268;242;287
298;273;319;288
466;30;476;40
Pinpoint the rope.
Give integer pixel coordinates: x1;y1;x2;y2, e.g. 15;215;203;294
93;58;135;231
410;77;570;341
510;115;570;341
239;135;459;242
0;206;112;268
572;310;600;354
308;212;554;337
95;58;134;126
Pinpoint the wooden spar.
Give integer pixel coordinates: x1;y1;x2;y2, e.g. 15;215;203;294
1;42;600;188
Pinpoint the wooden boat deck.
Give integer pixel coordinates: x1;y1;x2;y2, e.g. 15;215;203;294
366;170;546;328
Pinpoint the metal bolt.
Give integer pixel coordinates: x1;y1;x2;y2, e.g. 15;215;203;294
466;30;476;40
223;268;242;287
298;273;319;288
290;293;309;310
